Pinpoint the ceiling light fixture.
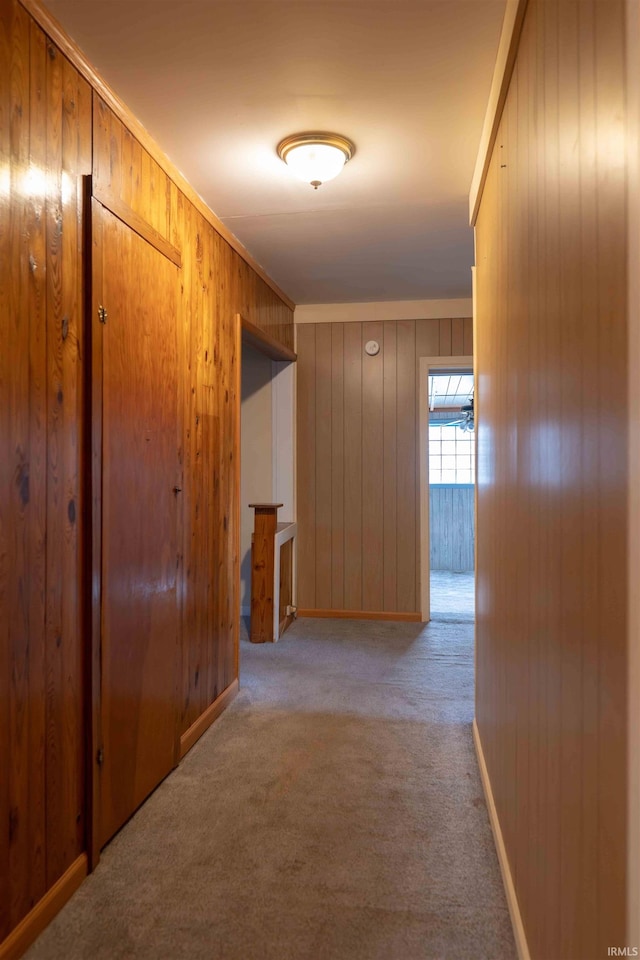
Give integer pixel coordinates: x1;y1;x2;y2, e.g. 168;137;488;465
277;133;355;189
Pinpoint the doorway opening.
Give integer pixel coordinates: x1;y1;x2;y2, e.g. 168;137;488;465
239;319;297;644
418;356;475;622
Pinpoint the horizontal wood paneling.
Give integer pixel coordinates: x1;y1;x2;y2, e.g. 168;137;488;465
474;1;628;956
429;486;474;572
296;318;472;613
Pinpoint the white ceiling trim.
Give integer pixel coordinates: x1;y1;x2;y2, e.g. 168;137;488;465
295;298;473;325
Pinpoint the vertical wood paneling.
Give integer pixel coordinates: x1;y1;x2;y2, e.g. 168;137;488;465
361;321;384;610
1;1;91;939
177;211;275;737
451;317;464;355
314;324;332;608
295;325;316;609
296;317;471;615
474;0;628;956
439;317;452;355
343;323;363;609
463;316;474;355
594;0;627;948
330;325;344;609
0;0;13;936
414;319;440;605
396;320;416;613
382;322;397;611
429;486;474;572
1;2;294;945
27;17;47;917
6;5;34;929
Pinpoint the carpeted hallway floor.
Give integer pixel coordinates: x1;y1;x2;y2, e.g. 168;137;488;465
26;584;515;960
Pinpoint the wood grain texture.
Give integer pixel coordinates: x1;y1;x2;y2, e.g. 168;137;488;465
429;486;474;572
249;506;279;643
240;315;296;362
1;3;293;943
297;610;421;623
0;854;87;960
178;679;238;761
177;202;268;735
20;0;295;313
296;318;472;614
474;1;628;956
0;0;90;939
96;204;179;849
278;538;294;634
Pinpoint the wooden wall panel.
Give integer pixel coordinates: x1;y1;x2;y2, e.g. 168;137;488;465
314;324;332;609
382;321;397;611
330;325;345;609
343;323;363;609
361;321;384;611
429;486;474;572
177;207;256;737
296;318;472;614
474;1;628;956
0;0;90;940
93;95;171;241
1;0;294;948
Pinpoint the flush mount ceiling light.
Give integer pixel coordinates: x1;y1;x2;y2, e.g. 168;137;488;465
277;133;355;189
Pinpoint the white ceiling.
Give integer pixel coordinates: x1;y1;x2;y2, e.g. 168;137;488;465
46;0;506;305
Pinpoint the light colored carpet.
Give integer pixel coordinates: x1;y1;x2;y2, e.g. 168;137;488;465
430;570;475;622
25;611;515;960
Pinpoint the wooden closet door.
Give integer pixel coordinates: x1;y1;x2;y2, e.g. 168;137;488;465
95;203;179;848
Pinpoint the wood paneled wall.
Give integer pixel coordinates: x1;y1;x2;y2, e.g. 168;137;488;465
0;0;293;948
429;486;474;572
473;1;628;957
0;2;91;940
296;317;472;614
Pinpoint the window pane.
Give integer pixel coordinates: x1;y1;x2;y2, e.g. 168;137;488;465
442;455;456;471
441;469;456;483
442;441;456;456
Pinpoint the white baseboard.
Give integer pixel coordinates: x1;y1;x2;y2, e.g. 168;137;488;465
473;718;531;960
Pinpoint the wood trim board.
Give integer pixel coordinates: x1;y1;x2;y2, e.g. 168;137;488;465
297;609;422;622
17;0;295;312
179;680;239;760
469;0;529;225
88;194;104;871
240;315;297;362
93;183;182;267
0;855;87;960
473;720;531;960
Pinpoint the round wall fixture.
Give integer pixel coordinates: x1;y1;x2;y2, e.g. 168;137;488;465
365;340;380;356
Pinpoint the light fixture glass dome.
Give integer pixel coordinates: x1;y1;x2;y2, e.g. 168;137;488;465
277;133;355;189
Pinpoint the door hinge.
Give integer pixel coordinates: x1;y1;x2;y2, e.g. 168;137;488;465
96;747;104;766
98;305;108;324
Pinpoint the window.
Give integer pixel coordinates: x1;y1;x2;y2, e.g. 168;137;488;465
428;424;475;484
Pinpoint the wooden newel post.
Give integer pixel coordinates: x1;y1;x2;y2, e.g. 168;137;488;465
249;503;283;643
